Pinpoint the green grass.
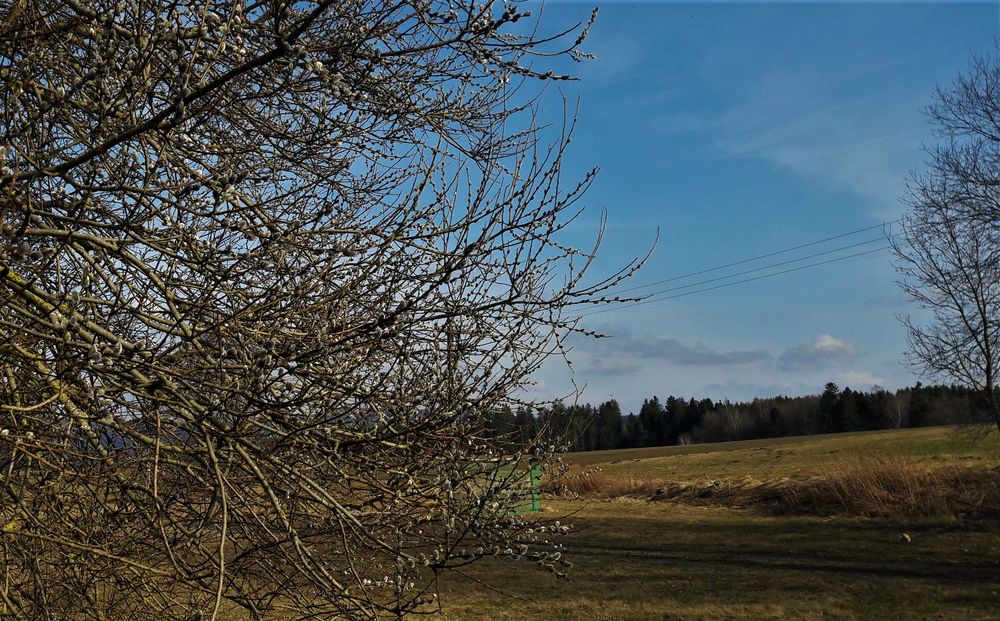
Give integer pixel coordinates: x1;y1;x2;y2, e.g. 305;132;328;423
434;427;1000;620
563;426;1000;480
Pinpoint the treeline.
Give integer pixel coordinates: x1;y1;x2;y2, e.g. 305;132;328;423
490;382;994;452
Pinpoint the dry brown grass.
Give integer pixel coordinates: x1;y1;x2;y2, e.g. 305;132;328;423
553;456;1000;523
770;456;1000;520
435;499;1000;621
553;470;663;498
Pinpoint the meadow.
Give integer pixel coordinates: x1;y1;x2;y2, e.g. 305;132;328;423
436;426;1000;620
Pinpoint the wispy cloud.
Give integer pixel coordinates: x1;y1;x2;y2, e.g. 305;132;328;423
714;95;921;217
571;327;770;374
680;9;942;218
576;357;642;378
702;379;800;402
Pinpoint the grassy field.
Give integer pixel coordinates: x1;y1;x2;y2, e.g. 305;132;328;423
562;426;999;476
435;426;1000;620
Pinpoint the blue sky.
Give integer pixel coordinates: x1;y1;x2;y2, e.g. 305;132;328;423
521;1;999;413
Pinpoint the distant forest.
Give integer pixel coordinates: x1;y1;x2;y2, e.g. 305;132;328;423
493;383;994;452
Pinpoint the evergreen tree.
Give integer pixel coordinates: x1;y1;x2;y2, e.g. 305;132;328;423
834;387;860;432
595;400;624;450
639;396;667;446
819;382;841;433
908;382;932;427
665;395;688;444
624;414;647;448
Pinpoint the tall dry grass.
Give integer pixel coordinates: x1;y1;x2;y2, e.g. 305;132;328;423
554;456;1000;522
771;455;1000;520
552;469;662;499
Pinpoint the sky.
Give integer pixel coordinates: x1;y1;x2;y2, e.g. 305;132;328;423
518;1;999;414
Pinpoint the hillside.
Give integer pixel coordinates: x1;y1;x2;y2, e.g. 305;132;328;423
437;426;1000;620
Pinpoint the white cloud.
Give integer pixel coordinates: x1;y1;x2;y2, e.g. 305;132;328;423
778;334;858;370
834;370;888;390
812;334;858;356
524;329;911;414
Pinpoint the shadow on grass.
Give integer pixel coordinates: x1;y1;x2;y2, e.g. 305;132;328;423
437;502;1000;621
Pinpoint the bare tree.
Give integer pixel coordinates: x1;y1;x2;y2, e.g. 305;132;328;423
892;52;1000;433
924;54;1000;225
0;1;641;619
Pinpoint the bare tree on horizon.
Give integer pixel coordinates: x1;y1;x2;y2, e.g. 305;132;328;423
892;52;1000;433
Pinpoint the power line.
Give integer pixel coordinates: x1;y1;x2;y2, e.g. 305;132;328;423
614;220;899;295
589;309;900;318
636;236;888;298
584;245;890;317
